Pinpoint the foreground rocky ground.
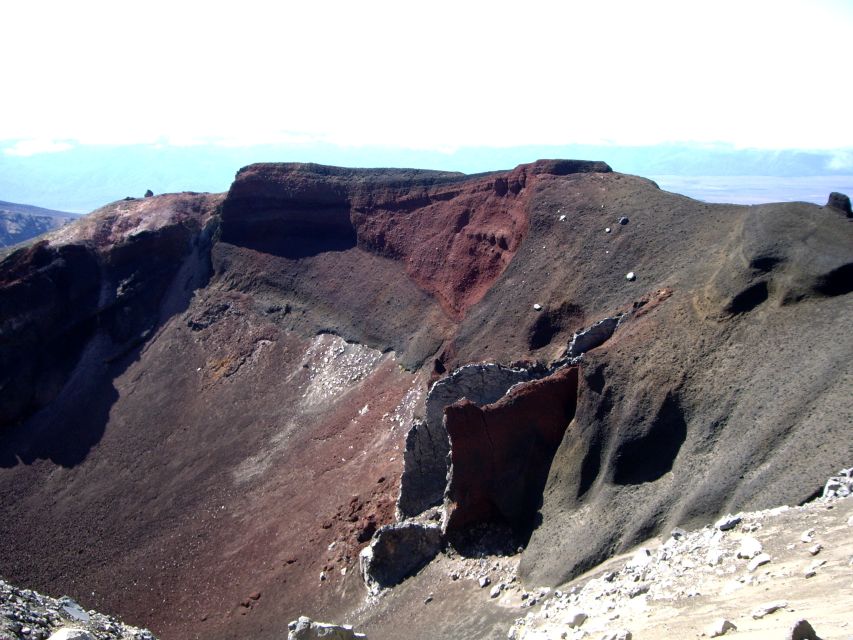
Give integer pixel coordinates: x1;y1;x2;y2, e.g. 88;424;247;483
346;476;853;640
0;579;155;640
5;481;851;640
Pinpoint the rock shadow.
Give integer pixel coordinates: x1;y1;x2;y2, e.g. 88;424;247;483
0;222;214;468
612;392;687;485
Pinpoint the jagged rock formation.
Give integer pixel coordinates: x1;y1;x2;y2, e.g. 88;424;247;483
443;366;578;537
0;193;219;433
0;161;851;640
398;363;537;518
0;200;78;249
0;578;156;640
564;315;623;359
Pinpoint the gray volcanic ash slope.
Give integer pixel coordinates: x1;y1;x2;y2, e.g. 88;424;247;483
0;162;850;640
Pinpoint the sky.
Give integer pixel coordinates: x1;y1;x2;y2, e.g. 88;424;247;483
2;0;852;157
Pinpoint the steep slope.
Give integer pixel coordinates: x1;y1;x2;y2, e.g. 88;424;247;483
0;200;78;249
0;162;850;640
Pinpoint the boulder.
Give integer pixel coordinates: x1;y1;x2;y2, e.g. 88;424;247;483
715;514;742;531
287;616;366;640
826;191;852;217
736;537;762;559
747;552;771;572
751;600;787;619
790;619;820;640
705;619;737;637
359;522;442;594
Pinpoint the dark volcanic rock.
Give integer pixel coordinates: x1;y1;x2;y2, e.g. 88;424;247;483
0;241;100;429
0;193;219;436
359;522;443;594
443;366;579;536
219;161;612;324
826;191;852;217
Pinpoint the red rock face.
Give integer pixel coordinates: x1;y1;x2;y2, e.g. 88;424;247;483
444;366;579;534
351;173;529;319
221;160;610;319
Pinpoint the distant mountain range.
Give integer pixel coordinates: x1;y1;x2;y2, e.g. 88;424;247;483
1;142;851;213
0;200;78;248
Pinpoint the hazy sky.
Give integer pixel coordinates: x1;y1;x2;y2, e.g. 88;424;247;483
2;0;852;156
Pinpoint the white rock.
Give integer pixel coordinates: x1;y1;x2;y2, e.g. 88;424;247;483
625;272;636;281
59;601;90;623
287;616;366;640
490;585;502;599
808;544;822;556
605;227;612;233
565;610;588;628
752;600;788;619
706;549;724;566
800;528;815;543
737;536;763;559
559;215;567;221
628;547;652;568
748;553;771;572
705;618;737;637
533;303;542;311
47;630;96;640
600;632;632;640
479;576;491;588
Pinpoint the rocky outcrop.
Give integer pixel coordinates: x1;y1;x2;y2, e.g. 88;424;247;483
564;315;624;359
0;193;219;434
443;366;579;536
0;579;156;640
826;191;852;217
398;364;538;517
288;617;366;640
359;522;443;594
821;466;853;498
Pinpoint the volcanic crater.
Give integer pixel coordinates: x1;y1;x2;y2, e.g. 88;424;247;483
0;160;851;640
